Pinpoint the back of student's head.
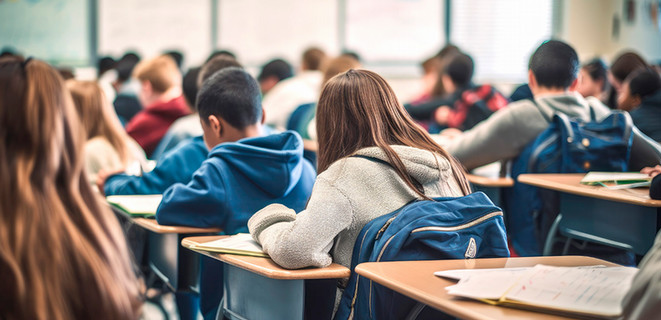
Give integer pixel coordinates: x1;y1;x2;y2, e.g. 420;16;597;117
322;55;362;85
198;55;243;87
341;50;362;63
628;69;661;99
115;52;141;82
0;56;140;319
436;44;461;59
610;51;648;84
206;49;237;63
528;40;579;89
444;52;474;87
302;47;327;71
581;58;608;89
316;69;471;196
183;67;202;109
258;58;293;82
164;50;184;69
67;80;133;164
133;54;182;93
197;67;262;130
98;56;116;77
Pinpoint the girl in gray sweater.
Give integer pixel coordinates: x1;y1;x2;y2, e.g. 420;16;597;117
248;69;471;272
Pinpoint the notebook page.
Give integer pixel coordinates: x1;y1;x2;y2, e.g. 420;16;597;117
196;233;264;254
107;194;162;214
505;265;638;316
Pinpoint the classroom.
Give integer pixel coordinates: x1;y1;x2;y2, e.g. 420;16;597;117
2;0;661;319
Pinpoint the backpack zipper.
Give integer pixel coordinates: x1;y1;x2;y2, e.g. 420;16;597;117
375;216;397;240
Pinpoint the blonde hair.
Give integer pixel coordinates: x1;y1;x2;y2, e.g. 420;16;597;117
67;80;135;166
0;57;141;319
133;54;181;92
316;69;471;198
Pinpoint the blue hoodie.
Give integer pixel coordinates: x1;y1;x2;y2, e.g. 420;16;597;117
103;136;209;195
156;131;316;319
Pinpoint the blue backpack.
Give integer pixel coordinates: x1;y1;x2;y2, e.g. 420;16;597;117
334;191;509;320
505;105;633;256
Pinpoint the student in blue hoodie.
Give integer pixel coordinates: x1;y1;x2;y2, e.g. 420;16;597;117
156;67;316;319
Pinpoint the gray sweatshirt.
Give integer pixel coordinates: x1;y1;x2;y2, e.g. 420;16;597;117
248;145;465;270
447;92;611;170
622;231;661;319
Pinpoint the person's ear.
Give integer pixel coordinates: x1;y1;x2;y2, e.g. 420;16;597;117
568;78;579;92
528;70;536;88
141;81;153;95
207;115;222;138
261;108;266;125
631;95;642;108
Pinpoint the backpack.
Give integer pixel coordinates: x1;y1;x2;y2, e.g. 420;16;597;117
334;192;509;320
505;104;634;256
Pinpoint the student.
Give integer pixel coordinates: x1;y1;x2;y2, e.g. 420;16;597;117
406;52;508;132
150;66;202;160
112;52;143;125
622;164;661;319
262;46;327;130
67;80;147;186
618;69;661;141
443;40;612;170
0;57;141;319
156;67;316;319
606;51;648;109
98;56;242;196
576;58;609;103
248;69;470;314
257;58;293;95
125;54;190;157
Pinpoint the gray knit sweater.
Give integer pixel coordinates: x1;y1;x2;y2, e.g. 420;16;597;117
248;145;465;270
446;92;611;170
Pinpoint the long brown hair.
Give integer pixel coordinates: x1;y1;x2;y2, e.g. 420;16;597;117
0;57;141;319
316;69;471;198
67;80;135;166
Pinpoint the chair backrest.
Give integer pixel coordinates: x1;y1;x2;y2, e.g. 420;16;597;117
628;126;661;171
334;192;509;320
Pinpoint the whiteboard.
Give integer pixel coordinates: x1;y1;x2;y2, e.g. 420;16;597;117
345;0;445;62
98;0;211;68
217;0;339;67
0;0;90;66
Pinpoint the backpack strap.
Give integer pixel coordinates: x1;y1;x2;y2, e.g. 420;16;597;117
351;154;425;194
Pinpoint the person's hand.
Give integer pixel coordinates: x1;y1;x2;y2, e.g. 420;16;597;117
433;106;452;125
641;165;661;178
96;167;126;195
439;127;463;140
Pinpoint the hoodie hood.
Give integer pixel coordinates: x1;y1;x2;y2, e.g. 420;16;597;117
353;145;453;186
209;131;305;197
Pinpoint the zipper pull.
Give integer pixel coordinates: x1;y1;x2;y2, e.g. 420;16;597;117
375;216;396;240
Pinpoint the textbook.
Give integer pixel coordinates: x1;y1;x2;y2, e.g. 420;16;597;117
443;265;638;319
580;171;652;190
106;194;162;217
187;233;268;258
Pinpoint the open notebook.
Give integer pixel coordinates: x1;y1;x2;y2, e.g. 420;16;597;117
439;265;638;319
187;233;268;258
106;194;162;217
581;172;652;190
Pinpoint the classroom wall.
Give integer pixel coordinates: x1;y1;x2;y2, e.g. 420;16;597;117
559;0;661;63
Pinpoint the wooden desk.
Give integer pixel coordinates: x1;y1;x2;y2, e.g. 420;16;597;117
183;236;350;320
518;173;661;255
355;256;619;320
466;173;514;207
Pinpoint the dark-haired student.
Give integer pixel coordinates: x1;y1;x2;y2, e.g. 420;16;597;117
618;69;661;142
576;58;609;103
443;40;612;170
112;52;143;125
406;52;508;132
156;68;316;319
258;58;293;95
621;165;661;319
605;51;648;109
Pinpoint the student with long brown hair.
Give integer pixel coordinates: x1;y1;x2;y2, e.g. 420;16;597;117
67;80;147;186
0;56;142;319
248;69;470;270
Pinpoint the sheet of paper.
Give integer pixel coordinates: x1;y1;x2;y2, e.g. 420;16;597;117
196;233;264;254
446;270;524;300
581;172;651;183
106;194;162;215
505;265;638;316
435;267;530;281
